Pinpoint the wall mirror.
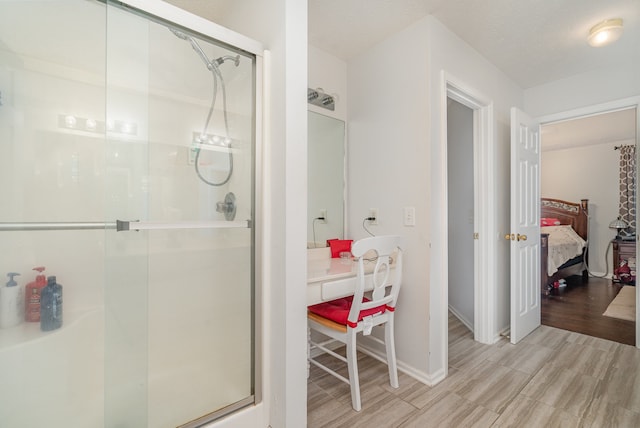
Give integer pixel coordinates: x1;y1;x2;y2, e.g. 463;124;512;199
307;110;346;248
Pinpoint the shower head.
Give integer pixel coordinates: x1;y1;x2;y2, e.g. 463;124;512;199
169;27;216;71
169;28;189;41
169;28;240;71
214;55;241;67
189;40;215;70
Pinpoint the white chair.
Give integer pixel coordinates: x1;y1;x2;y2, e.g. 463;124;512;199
307;235;405;411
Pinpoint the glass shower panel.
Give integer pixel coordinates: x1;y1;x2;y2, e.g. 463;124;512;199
0;1;106;427
104;5;150;427
105;3;255;427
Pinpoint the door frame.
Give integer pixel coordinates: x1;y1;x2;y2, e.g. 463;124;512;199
435;71;496;380
537;95;640;349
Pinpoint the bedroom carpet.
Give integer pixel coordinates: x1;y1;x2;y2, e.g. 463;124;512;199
603;286;636;322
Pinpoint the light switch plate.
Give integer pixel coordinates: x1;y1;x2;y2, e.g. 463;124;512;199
403;206;415;226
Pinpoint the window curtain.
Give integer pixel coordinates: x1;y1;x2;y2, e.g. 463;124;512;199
618;144;636;235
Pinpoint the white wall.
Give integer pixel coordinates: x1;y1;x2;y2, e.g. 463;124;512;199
347;15;523;381
524;65;640;118
348;19;432;380
447;99;474;329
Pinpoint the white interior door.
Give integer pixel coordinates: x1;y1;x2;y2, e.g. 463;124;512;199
509;107;541;344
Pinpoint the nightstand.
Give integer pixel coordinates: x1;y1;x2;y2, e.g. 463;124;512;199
611;238;636;283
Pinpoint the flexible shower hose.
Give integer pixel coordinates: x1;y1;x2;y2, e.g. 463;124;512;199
194;56;234;186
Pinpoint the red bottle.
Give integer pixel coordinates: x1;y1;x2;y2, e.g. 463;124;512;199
25;267;46;322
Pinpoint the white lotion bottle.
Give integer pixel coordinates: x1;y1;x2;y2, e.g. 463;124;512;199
0;272;24;328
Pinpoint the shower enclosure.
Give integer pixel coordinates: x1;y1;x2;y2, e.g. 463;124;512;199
0;1;261;426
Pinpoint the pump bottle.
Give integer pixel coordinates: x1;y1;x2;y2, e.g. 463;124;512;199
40;275;63;331
25;267;47;322
0;272;24;328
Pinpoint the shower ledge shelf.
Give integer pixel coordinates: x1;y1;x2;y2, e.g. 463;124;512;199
192;143;241;154
0;307;101;352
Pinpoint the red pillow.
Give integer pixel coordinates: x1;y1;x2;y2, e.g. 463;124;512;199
326;239;353;258
541;217;561;226
308;296;387;328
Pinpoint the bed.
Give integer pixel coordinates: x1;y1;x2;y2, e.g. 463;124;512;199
540;198;589;294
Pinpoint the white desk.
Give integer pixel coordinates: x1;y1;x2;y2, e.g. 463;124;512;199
307;247;395;306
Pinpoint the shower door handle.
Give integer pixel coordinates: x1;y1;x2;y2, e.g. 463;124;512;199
116;220;251;231
0;220;251;232
0;221;118;231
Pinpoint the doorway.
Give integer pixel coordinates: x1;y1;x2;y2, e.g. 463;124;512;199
437;74;497;382
447;98;475;331
540;107;637;346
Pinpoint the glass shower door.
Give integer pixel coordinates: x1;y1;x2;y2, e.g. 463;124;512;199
0;1;107;426
105;3;256;427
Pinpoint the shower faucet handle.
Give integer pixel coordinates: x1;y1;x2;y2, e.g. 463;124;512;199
216;192;237;221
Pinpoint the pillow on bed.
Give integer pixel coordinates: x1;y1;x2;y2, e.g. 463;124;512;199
541;217;561;226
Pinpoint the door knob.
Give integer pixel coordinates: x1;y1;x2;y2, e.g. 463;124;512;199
518;234;527;241
505;234;514;240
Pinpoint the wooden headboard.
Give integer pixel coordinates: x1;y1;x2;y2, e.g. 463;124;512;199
541;198;589;241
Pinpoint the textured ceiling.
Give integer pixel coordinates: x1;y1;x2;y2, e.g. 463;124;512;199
309;0;640;89
308;0;443;60
165;1;639;89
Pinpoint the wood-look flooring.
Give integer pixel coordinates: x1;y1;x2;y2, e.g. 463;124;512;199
542;276;635;346
307;312;640;427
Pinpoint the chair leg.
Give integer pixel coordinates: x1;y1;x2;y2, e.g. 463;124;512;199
385;316;399;388
346;330;362;411
307;326;310;379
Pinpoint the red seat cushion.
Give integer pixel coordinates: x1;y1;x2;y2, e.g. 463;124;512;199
308;296;387;328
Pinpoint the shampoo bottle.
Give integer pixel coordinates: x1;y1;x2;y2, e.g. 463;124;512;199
25;266;46;322
40;275;63;331
0;272;24;328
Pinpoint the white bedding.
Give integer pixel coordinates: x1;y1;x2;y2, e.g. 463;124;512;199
541;225;586;276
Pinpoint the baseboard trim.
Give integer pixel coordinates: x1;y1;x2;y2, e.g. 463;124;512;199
357;343;445;386
447;305;473;332
309;333;446;387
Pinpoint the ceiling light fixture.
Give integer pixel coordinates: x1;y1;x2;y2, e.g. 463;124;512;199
588;18;623;47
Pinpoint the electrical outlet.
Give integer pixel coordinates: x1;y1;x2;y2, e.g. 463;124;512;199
319;209;327;223
369;208;378;225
